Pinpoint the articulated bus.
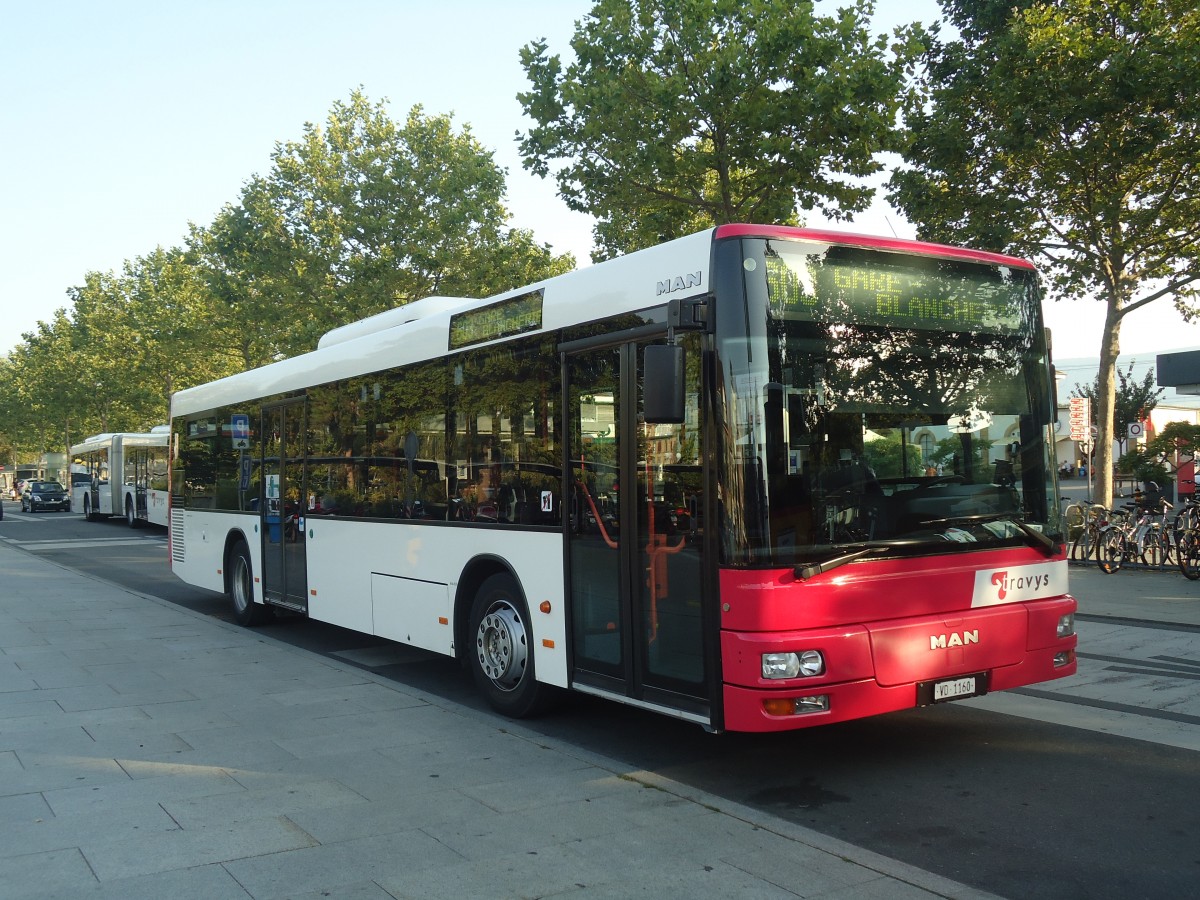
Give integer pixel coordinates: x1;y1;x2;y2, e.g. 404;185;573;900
168;224;1077;733
70;428;170;527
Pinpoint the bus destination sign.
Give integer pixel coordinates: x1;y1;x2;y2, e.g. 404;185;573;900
767;256;1025;334
449;290;544;350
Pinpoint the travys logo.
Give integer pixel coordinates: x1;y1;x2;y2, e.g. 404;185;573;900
990;570;1052;601
971;560;1067;607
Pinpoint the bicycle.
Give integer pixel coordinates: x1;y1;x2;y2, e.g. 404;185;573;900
1063;498;1105;562
1096;497;1174;574
1174;497;1200;580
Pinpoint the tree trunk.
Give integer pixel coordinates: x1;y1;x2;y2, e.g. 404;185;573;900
1094;300;1123;508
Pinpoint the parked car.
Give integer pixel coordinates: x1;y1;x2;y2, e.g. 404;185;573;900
21;480;71;513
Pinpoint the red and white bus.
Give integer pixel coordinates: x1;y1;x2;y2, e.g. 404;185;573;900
168;224;1076;732
70;428;171;527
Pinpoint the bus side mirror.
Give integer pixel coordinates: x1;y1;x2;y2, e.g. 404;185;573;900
643;344;685;424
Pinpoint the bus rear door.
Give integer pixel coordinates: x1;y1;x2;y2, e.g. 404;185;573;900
261;399;309;611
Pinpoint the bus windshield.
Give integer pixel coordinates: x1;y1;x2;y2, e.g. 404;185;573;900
717;237;1061;567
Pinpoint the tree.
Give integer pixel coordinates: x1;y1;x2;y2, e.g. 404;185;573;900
191;90;574;359
863;429;924;478
186;185;311;370
118;246;241;402
888;0;1200;508
1071;360;1164;460
518;0;921;259
0;244;246;463
2;314;78;460
1118;421;1200;489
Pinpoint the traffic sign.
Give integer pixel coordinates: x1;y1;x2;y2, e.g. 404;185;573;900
231;413;250;450
1068;397;1090;441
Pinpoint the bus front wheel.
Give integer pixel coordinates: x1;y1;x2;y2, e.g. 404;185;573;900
84;495;96;521
228;540;272;627
126;498;139;528
468;574;557;718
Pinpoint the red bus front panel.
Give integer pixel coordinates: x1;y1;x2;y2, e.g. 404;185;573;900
718;553;1077;733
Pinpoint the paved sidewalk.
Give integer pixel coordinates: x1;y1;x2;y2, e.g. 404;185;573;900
0;541;1001;900
1067;561;1200;627
967;563;1200;752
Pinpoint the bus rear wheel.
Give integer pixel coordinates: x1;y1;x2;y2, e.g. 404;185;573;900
126;498;139;528
468;574;557;718
84;495;96;521
228;540;272;626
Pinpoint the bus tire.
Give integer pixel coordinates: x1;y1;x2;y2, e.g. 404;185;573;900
468;573;557;718
125;498;139;528
228;540;272;627
84;495;96;521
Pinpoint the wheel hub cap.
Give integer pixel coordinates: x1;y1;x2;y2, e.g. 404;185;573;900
476;604;527;691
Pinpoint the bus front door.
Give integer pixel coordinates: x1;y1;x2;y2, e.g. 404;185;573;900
261;400;309;611
566;336;709;723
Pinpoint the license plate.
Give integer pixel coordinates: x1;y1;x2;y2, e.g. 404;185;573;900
934;676;976;701
917;671;989;706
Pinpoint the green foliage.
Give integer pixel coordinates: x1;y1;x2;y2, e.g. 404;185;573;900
0;246;240;461
518;0;922;258
891;0;1200;310
189;91;574;360
1070;361;1164;437
926;435;995;476
863;430;924;478
1118;420;1200;486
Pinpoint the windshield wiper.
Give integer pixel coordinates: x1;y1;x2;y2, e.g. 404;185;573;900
794;537;930;580
795;548;877;580
918;513;1059;556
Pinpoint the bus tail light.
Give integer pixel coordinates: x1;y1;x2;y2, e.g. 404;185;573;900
762;695;830;717
761;649;825;679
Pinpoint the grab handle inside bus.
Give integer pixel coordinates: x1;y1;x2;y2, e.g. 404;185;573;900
643;344;685;424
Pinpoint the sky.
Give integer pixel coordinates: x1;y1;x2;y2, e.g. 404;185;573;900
2;0;1196;364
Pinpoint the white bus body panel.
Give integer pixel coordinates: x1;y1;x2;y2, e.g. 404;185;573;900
144;489;169;527
168;510;253;596
168;510;569;689
309;519;567;687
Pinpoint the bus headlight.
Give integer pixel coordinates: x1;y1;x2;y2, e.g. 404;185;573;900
1057;613;1075;638
762;649;825;679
